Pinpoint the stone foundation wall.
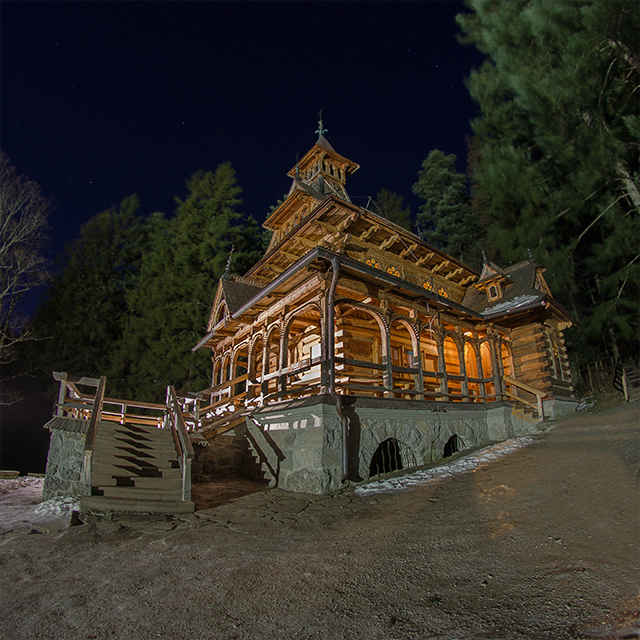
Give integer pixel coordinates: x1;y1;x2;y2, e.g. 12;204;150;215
247;399;342;494
244;396;541;495
191;432;253;482
42;428;86;501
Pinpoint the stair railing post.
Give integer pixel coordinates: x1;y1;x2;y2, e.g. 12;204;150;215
537;395;545;422
167;385;195;503
82;375;107;496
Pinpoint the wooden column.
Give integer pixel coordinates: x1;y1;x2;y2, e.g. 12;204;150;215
490;336;504;400
382;315;393;399
414;331;425;401
437;336;447;401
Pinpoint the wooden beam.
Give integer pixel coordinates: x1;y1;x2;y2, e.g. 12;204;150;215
297;237;318;249
282;250;301;262
416;252;434;266
316;220;338;235
399;243;418;259
459;275;476;286
431;259;450;274
359;224;380;241
379;234;400;251
444;267;463;281
338;211;359;232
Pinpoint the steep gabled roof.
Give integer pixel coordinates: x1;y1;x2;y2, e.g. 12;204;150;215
220;277;264;314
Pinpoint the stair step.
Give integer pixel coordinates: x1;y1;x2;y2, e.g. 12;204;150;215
93;444;178;457
80;495;194;515
92;468;182;480
100;487;183;500
91;456;178;469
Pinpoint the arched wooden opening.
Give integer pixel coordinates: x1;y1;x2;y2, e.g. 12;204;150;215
464;342;480;401
443;335;462;400
501;342;514;377
501;341;515;399
232;344;249;397
420;328;441;400
390;319;418;399
334;303;387;397
480;341;494;398
265;326;281;400
284;304;322;398
220;354;231;384
214;302;226;326
212;358;222;388
248;335;264;402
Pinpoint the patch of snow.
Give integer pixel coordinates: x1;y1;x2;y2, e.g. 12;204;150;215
34;495;80;516
481;294;540;316
0;476;74;532
576;397;596;411
355;437;534;496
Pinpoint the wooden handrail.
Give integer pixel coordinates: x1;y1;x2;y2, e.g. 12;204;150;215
503;376;546;398
54;371;101;387
84;376;106;453
503;376;546;421
198;373;248;396
167;386;195;502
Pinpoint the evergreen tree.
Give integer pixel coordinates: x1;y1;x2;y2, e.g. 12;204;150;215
372;188;412;231
118;162;262;401
458;0;639;360
28;195;152;393
412;149;483;268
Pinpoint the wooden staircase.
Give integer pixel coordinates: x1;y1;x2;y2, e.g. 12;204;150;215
80;419;194;515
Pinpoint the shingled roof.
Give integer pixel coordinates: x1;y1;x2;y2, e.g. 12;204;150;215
462;260;545;317
220;277;264;314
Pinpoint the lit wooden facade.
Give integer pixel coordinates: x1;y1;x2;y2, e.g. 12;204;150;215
193;134;576;467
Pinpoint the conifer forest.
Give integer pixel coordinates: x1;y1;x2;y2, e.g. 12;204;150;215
1;0;638;471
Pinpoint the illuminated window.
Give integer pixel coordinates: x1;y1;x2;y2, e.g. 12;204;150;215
488;284;501;301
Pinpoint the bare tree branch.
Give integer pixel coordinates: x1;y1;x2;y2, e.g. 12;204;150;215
0;150;52;402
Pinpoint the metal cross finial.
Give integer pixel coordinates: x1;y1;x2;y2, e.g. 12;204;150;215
527;247;534;262
223;245;235;278
482;248;488;264
315;110;328;139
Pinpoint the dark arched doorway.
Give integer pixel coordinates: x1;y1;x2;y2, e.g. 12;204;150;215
369;438;403;477
443;434;463;459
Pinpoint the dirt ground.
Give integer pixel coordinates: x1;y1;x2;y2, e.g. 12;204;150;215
0;401;638;640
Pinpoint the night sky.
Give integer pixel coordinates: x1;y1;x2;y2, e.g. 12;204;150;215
2;1;485;256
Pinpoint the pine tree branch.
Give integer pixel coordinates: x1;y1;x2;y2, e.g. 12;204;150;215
571;194;627;252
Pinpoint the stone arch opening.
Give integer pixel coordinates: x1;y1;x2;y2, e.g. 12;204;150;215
368;438;418;478
369;438;402;477
443;434;464;458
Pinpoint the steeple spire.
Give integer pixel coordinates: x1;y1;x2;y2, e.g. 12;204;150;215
223;245;234;279
315;110;328;139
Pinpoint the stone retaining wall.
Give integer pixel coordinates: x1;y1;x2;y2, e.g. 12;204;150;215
245;395;543;495
42;418;88;501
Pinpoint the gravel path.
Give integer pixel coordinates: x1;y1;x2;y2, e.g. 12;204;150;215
0;401;638;640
